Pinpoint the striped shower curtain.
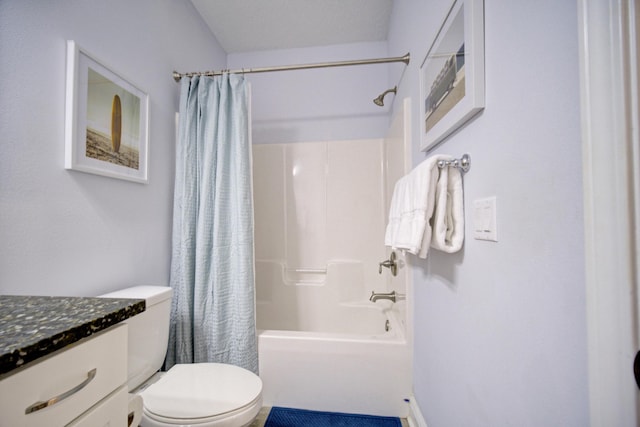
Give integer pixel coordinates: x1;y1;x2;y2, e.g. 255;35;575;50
165;74;257;374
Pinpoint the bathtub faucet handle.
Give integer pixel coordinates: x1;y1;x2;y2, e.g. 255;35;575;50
378;251;398;276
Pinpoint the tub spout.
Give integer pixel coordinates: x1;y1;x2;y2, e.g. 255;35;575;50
369;290;396;303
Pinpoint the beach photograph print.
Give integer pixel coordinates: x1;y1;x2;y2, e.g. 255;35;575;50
423;7;465;134
419;0;484;152
86;67;140;170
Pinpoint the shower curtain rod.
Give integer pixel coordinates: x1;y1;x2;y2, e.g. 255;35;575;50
172;53;410;82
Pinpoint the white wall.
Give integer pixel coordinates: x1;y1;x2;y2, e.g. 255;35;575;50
0;0;225;296
388;1;589;425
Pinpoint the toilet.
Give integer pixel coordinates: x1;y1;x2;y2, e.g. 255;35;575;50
99;286;263;427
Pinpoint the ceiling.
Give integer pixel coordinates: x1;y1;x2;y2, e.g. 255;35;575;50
191;0;393;53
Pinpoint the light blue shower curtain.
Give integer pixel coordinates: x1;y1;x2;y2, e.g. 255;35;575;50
165;74;257;374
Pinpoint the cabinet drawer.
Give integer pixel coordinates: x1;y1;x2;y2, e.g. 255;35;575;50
67;385;128;427
0;324;127;427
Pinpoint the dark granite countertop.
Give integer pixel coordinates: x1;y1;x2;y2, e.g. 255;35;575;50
0;295;145;376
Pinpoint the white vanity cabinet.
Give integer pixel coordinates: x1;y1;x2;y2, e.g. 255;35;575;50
0;324;128;427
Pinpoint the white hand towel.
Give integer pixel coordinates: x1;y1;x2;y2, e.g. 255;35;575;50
385;155;452;257
384;177;407;247
429;164;464;254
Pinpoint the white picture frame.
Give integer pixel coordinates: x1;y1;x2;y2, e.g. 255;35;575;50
419;0;485;151
65;40;149;183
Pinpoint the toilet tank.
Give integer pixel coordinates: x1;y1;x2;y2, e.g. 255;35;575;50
99;285;172;391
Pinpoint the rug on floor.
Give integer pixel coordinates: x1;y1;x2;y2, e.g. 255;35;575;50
264;407;402;427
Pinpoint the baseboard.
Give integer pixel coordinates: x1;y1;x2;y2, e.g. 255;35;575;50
407;396;428;427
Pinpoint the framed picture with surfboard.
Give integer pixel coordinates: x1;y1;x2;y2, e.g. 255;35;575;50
65;40;149;183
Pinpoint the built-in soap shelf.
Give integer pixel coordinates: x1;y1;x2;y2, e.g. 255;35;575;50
284;267;327;286
255;260;372;304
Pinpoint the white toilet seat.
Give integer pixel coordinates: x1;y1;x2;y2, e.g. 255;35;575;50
139;363;263;427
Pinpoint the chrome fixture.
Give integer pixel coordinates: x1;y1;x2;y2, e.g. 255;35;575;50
373;86;397;107
174;53;410;82
370;290;397;303
437;153;471;173
378;251;398;276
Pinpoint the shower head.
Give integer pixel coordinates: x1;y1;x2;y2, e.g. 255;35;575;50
373;86;397;107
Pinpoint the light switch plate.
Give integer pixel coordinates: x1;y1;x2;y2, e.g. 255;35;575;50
473;197;498;241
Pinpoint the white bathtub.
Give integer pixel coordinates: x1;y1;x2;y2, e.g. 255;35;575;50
257;297;411;417
258;299;396;335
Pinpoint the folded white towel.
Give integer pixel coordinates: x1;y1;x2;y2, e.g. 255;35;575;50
429;164;464;253
385;155;452;258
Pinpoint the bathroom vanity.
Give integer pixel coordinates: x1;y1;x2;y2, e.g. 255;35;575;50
0;295;145;426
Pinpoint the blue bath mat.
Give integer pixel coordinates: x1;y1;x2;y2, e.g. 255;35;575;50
264;407;402;427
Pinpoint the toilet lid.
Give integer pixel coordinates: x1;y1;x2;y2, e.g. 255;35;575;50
141;363;262;420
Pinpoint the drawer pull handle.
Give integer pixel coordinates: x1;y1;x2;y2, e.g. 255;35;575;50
25;368;97;414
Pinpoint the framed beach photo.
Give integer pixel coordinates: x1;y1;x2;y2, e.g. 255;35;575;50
65;40;149;183
419;0;485;151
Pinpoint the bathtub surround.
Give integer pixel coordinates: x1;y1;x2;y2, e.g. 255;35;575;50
166;74;258;374
253;140;389;296
253;130;411;416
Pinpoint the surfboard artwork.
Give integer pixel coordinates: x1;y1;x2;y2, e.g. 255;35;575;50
111;94;122;153
66;41;148;182
85;68;141;170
